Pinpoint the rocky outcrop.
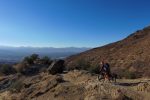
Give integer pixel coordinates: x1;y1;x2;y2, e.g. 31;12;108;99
21;75;63;100
47;60;65;75
0;74;20;92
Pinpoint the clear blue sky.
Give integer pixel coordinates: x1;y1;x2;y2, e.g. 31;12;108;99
0;0;150;47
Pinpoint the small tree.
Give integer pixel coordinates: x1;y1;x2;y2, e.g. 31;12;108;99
23;54;39;64
42;56;51;64
23;56;33;64
30;54;39;61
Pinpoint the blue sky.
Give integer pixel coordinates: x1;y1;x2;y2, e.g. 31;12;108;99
0;0;150;47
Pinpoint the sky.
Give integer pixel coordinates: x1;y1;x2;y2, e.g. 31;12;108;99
0;0;150;48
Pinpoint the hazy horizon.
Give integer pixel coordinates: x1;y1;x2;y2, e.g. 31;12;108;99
0;46;90;63
0;45;91;48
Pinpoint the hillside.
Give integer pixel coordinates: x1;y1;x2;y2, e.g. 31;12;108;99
0;70;150;100
0;54;149;100
65;26;150;78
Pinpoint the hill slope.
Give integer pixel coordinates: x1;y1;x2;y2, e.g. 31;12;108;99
66;26;150;78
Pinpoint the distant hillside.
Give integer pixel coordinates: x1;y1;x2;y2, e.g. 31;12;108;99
66;26;150;78
0;46;90;63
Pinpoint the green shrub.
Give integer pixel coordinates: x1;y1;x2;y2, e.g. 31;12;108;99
23;54;39;64
75;59;91;70
87;65;99;74
23;56;34;64
120;70;137;79
41;56;51;64
0;64;16;75
75;59;100;74
9;80;24;93
30;54;39;61
126;72;136;79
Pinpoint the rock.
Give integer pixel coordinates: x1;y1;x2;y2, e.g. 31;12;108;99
22;75;64;99
48;60;65;75
0;79;12;91
0;75;19;92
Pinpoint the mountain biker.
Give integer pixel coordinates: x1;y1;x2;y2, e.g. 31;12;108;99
100;61;110;80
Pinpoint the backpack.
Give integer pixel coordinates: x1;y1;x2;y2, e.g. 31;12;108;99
103;63;110;71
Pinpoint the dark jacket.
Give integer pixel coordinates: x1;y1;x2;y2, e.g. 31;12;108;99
101;63;110;74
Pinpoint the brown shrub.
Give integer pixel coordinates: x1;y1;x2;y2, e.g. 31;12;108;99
0;64;16;76
13;63;28;73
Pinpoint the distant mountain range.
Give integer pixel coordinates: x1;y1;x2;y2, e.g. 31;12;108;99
0;46;90;63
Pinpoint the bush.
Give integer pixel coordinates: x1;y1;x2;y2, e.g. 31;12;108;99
87;66;99;74
23;56;34;64
75;59;91;70
41;56;51;64
30;54;39;61
9;80;24;93
17;54;51;75
87;65;99;74
119;70;137;79
125;71;136;79
75;59;100;74
13;63;28;73
23;54;39;64
0;64;16;75
14;63;41;75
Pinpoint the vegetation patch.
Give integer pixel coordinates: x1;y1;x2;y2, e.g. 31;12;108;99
119;70;137;79
72;59;100;74
0;64;16;76
9;80;24;93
